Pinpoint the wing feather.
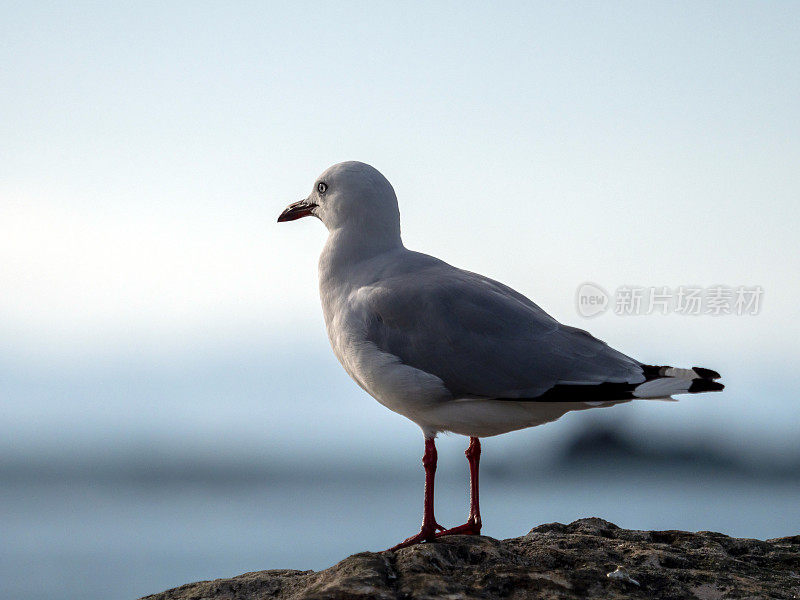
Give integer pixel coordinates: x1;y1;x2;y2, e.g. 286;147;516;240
356;263;644;399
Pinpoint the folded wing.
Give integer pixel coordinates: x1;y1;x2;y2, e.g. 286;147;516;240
356;262;645;400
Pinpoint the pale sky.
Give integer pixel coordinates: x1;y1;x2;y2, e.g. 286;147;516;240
2;2;799;454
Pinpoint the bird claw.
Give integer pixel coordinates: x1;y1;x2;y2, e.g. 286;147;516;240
387;522;445;551
434;519;481;538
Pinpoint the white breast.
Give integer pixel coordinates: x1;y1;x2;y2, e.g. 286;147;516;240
322;289;451;426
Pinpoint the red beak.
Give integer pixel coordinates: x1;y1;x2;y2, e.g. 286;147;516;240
277;199;317;222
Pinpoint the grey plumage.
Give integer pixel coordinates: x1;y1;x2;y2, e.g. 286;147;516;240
359;250;644;400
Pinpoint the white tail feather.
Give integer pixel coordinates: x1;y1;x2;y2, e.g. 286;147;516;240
633;367;704;398
634;378;691;398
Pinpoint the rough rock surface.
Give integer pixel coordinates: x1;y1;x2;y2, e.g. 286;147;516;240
141;518;800;599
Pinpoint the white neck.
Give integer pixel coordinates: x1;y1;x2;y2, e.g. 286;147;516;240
319;224;403;280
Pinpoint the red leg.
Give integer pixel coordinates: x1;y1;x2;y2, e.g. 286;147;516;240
388;437;445;551
436;437;482;537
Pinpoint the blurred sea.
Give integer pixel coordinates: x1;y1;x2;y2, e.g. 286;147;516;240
3;454;799;600
2;346;799;600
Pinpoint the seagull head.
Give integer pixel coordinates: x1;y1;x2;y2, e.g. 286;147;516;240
278;161;401;239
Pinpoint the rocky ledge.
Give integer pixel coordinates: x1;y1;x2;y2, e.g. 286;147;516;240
141;518;799;599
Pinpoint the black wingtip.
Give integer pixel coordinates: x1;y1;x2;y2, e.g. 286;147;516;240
689;378;725;393
692;366;721;380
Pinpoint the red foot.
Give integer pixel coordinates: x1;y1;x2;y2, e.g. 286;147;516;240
387;522;446;551
435;518;481;538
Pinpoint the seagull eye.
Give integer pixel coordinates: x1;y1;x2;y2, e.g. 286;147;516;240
317;182;328;194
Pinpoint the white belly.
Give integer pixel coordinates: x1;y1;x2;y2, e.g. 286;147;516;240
415;399;596;437
325;310;451;424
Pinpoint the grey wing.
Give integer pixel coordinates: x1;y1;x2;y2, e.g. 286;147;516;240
357;265;645;399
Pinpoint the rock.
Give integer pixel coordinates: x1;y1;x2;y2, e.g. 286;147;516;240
141;518;800;599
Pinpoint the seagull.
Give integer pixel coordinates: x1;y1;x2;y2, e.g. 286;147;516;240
277;161;724;551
